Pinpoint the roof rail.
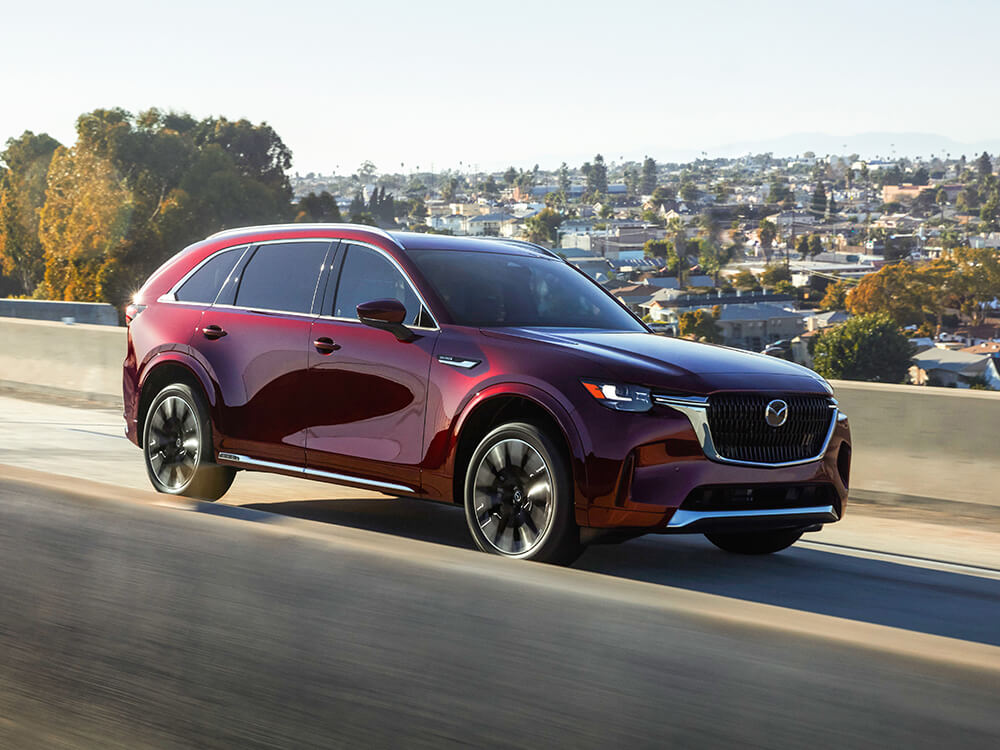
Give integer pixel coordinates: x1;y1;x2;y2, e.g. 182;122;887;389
207;223;400;246
493;237;565;261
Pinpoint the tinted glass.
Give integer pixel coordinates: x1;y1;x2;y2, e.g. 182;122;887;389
175;247;243;304
236;241;330;314
409;250;645;330
333;245;421;325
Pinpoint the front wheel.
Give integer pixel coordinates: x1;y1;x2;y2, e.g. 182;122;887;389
463;422;580;565
705;528;803;555
143;383;235;501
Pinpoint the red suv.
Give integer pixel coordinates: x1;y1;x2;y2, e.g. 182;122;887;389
123;224;851;564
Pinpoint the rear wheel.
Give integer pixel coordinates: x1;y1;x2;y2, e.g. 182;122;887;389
464;422;580;565
705;528;803;555
143;383;235;501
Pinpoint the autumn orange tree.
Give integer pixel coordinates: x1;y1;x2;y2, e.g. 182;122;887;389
0;131;61;294
5;107;295;308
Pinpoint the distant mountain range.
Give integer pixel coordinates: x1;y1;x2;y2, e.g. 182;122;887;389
703;132;1000;161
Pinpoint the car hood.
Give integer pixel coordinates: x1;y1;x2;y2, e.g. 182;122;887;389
481;328;832;396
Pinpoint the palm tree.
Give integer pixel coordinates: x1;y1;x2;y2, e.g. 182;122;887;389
667;216;688;288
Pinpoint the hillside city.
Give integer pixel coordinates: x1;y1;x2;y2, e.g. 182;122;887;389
3;110;1000;390
288;151;1000;390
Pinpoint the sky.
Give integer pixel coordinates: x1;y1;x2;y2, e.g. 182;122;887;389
3;0;999;174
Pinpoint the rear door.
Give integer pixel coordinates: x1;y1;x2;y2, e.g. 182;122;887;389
306;242;438;493
190;239;334;466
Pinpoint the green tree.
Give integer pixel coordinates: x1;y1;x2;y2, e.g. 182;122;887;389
759;263;791;288
557;162;571;194
979;189;999;231
808;233;824;258
294;191;342;223
758;219;777;256
0;131;61;293
650;185;674;206
409;196;428;222
731;269;760;291
356;160;377;183
827;192;838;215
623;166;639;197
480;175;499;197
37;108;293;308
640;157;657;194
643;238;675;260
678;307;722;343
767;178;791;203
795;234;810;257
911;166;929;186
586;154;608;195
811;183;827;215
698;240;736;285
977;152;993;180
813;313;914;383
524;207;563;245
679;180;698;202
441;177;459;202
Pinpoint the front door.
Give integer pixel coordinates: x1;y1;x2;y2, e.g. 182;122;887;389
306;242;438;492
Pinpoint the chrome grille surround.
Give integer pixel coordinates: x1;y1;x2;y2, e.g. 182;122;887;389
652;393;838;468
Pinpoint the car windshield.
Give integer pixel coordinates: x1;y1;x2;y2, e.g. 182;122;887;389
408;249;646;330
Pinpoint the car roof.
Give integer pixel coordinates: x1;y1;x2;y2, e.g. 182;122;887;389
205;224;559;259
388;231;559;258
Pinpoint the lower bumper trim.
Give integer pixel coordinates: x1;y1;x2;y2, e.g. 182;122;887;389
666;504;839;531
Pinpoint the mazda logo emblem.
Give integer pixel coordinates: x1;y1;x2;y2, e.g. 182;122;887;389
765;399;788;428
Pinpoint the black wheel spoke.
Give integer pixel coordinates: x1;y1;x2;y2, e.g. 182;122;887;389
472;438;553;556
147;395;200;491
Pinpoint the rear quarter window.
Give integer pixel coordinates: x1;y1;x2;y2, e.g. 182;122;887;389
175;247;244;304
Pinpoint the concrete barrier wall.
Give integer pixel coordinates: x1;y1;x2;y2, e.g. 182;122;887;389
1;316;996;505
829;380;1000;507
0;317;124;405
0;299;119;326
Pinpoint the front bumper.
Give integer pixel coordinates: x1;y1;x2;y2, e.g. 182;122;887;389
579;399;852;531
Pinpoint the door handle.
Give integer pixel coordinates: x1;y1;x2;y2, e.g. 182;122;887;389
203;324;227;340
313;336;340;354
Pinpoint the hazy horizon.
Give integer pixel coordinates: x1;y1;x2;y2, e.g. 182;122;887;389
4;0;999;174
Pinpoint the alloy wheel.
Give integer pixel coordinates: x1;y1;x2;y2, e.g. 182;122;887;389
146;395;200;490
472;438;553;555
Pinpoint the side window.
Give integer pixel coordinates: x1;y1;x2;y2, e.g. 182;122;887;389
175;247;243;304
333;245;422;325
235;241;330;314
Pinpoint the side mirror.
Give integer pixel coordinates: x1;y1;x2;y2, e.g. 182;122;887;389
357;299;416;342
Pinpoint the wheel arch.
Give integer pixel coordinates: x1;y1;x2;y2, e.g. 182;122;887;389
450;386;588;518
136;354;216;445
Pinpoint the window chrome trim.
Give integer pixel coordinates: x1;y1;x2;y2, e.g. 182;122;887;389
157;238;441;331
162;244;251;303
666;505;839;529
652;394;839;468
322;238;440;331
216;452;416;494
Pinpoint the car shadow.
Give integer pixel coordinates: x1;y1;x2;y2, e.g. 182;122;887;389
241;496;1000;647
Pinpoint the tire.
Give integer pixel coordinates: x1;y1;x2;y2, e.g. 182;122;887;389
142;383;235;501
464;422;581;565
705;528;803;555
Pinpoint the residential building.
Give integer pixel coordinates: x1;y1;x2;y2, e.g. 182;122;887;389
909;348;1000;388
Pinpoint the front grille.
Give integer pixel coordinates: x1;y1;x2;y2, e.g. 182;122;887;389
707;393;834;464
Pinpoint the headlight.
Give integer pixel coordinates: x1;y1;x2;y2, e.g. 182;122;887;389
581;380;652;412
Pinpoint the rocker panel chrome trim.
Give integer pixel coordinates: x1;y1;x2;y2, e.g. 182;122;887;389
216;453;415;494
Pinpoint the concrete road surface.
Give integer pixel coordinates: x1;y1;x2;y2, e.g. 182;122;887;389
2;393;1000;747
